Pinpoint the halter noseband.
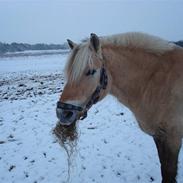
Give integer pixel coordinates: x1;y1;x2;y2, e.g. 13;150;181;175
57;65;108;120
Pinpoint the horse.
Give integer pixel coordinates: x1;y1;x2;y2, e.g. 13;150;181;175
56;32;183;183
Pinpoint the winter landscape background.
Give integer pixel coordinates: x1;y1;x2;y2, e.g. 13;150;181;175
0;50;182;183
1;0;183;183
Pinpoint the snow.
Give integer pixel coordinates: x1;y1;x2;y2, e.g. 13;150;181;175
0;54;68;74
2;50;70;59
0;54;182;183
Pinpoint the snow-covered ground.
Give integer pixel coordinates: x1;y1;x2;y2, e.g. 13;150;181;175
0;54;182;183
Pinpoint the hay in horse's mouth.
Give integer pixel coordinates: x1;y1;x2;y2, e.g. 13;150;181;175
53;121;79;182
53;121;78;144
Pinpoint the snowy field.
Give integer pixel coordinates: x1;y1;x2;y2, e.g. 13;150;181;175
0;53;182;183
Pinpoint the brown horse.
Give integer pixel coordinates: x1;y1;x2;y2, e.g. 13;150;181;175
56;32;183;183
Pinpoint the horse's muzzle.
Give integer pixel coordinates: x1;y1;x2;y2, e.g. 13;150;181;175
56;107;79;126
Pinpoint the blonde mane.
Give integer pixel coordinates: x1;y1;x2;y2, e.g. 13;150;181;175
65;43;93;82
65;32;176;82
102;32;175;54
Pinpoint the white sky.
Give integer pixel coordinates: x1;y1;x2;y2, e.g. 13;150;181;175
0;0;183;44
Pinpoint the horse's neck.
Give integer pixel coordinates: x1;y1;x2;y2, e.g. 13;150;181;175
103;45;159;109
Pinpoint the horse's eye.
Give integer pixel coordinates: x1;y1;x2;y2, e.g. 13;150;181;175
86;69;96;76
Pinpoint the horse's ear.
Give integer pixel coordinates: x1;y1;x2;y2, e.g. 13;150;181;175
90;33;100;53
67;39;77;49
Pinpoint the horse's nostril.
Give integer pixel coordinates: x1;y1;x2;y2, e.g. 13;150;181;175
56;108;78;125
63;111;73;119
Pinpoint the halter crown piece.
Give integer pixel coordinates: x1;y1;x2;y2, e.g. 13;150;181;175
57;64;108;120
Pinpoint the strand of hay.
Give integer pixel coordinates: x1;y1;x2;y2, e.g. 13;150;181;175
53;121;79;183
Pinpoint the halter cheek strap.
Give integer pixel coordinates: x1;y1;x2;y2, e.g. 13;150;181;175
57;65;108;120
100;67;108;89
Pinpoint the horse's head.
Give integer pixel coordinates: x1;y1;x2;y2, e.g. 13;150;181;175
56;33;111;126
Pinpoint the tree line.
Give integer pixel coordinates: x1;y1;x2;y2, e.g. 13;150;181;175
175;41;183;47
0;42;69;54
0;40;182;55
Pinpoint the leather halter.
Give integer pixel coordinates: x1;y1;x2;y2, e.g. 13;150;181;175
57;65;108;120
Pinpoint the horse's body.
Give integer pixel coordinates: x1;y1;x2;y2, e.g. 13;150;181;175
103;42;183;137
56;32;183;183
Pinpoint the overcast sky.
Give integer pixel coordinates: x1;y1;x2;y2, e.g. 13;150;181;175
0;0;183;44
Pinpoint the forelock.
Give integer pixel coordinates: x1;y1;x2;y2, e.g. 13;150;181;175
65;43;93;82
